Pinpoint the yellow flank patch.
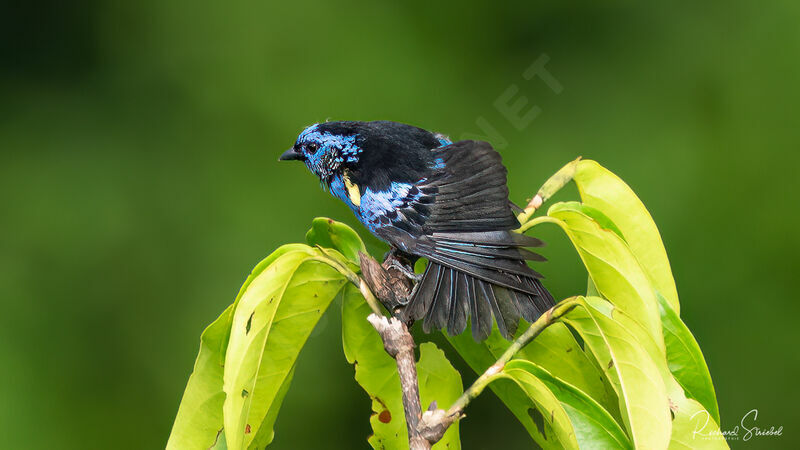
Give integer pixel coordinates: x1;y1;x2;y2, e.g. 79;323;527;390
343;170;361;206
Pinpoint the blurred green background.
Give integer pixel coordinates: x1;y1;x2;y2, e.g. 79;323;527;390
2;0;798;448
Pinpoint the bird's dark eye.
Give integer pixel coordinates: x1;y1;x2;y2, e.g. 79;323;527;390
305;142;318;153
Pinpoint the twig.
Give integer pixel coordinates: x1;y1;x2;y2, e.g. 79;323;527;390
325;250;427;449
417;298;580;444
516;156;581;226
367;314;430;450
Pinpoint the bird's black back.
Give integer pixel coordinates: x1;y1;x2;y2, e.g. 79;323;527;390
315;121;440;191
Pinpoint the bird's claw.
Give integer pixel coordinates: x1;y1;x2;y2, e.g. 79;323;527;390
386;259;421;282
383;249;421;282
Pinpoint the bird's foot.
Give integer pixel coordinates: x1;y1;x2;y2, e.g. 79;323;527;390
385;259;421;282
383;248;422;283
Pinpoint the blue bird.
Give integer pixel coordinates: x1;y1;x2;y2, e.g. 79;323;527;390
280;121;553;340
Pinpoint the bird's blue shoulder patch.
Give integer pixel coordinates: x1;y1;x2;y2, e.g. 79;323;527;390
358;181;423;231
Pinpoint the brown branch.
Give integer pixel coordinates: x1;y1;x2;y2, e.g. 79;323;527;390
358;252;428;449
366;314;430;450
359;252;412;313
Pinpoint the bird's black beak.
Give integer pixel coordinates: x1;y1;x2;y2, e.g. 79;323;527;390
279;147;304;161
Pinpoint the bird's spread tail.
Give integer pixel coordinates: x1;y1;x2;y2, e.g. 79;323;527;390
400;261;554;341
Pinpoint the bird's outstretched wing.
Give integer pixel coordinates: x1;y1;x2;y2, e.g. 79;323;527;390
375;140;554;340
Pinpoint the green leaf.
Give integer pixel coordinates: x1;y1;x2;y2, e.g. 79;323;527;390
417;343;463;448
573;160;680;314
549;201;625;240
210;430;228;449
222;247;348;449
502;360;631;450
447;327;546;447
587;276;601;297
342;284;462;449
657;293;720;424
167;304;233;450
306;217;366;265
518;324;618;416
668;397;728;449
540;204;664;349
167;244;314;450
563;296;672;449
447;322;616;447
496;367;576;449
589;297;727;449
247;365;297;448
341;284;402;448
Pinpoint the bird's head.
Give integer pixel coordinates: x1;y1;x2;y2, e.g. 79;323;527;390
279;122;362;183
280;121;450;190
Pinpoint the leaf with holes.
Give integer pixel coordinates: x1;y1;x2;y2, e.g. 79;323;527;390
447;322;618;447
341;284;462;449
167;243;315;450
501;359;631;449
222;246;349;449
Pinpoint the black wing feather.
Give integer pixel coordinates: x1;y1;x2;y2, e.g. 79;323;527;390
471;277;493;341
381;140;554;340
447;273;469;335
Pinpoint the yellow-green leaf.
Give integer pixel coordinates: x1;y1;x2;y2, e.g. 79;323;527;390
447;321;618;446
167;244;316;450
222;248;347;449
447;326;546;447
563;297;672;449
306;217;366;265
592;297;727;450
502;359;631;449
573;160;680;313
668;397;728;449
538;204;664;349
658;292;720;424
167;304;233;450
